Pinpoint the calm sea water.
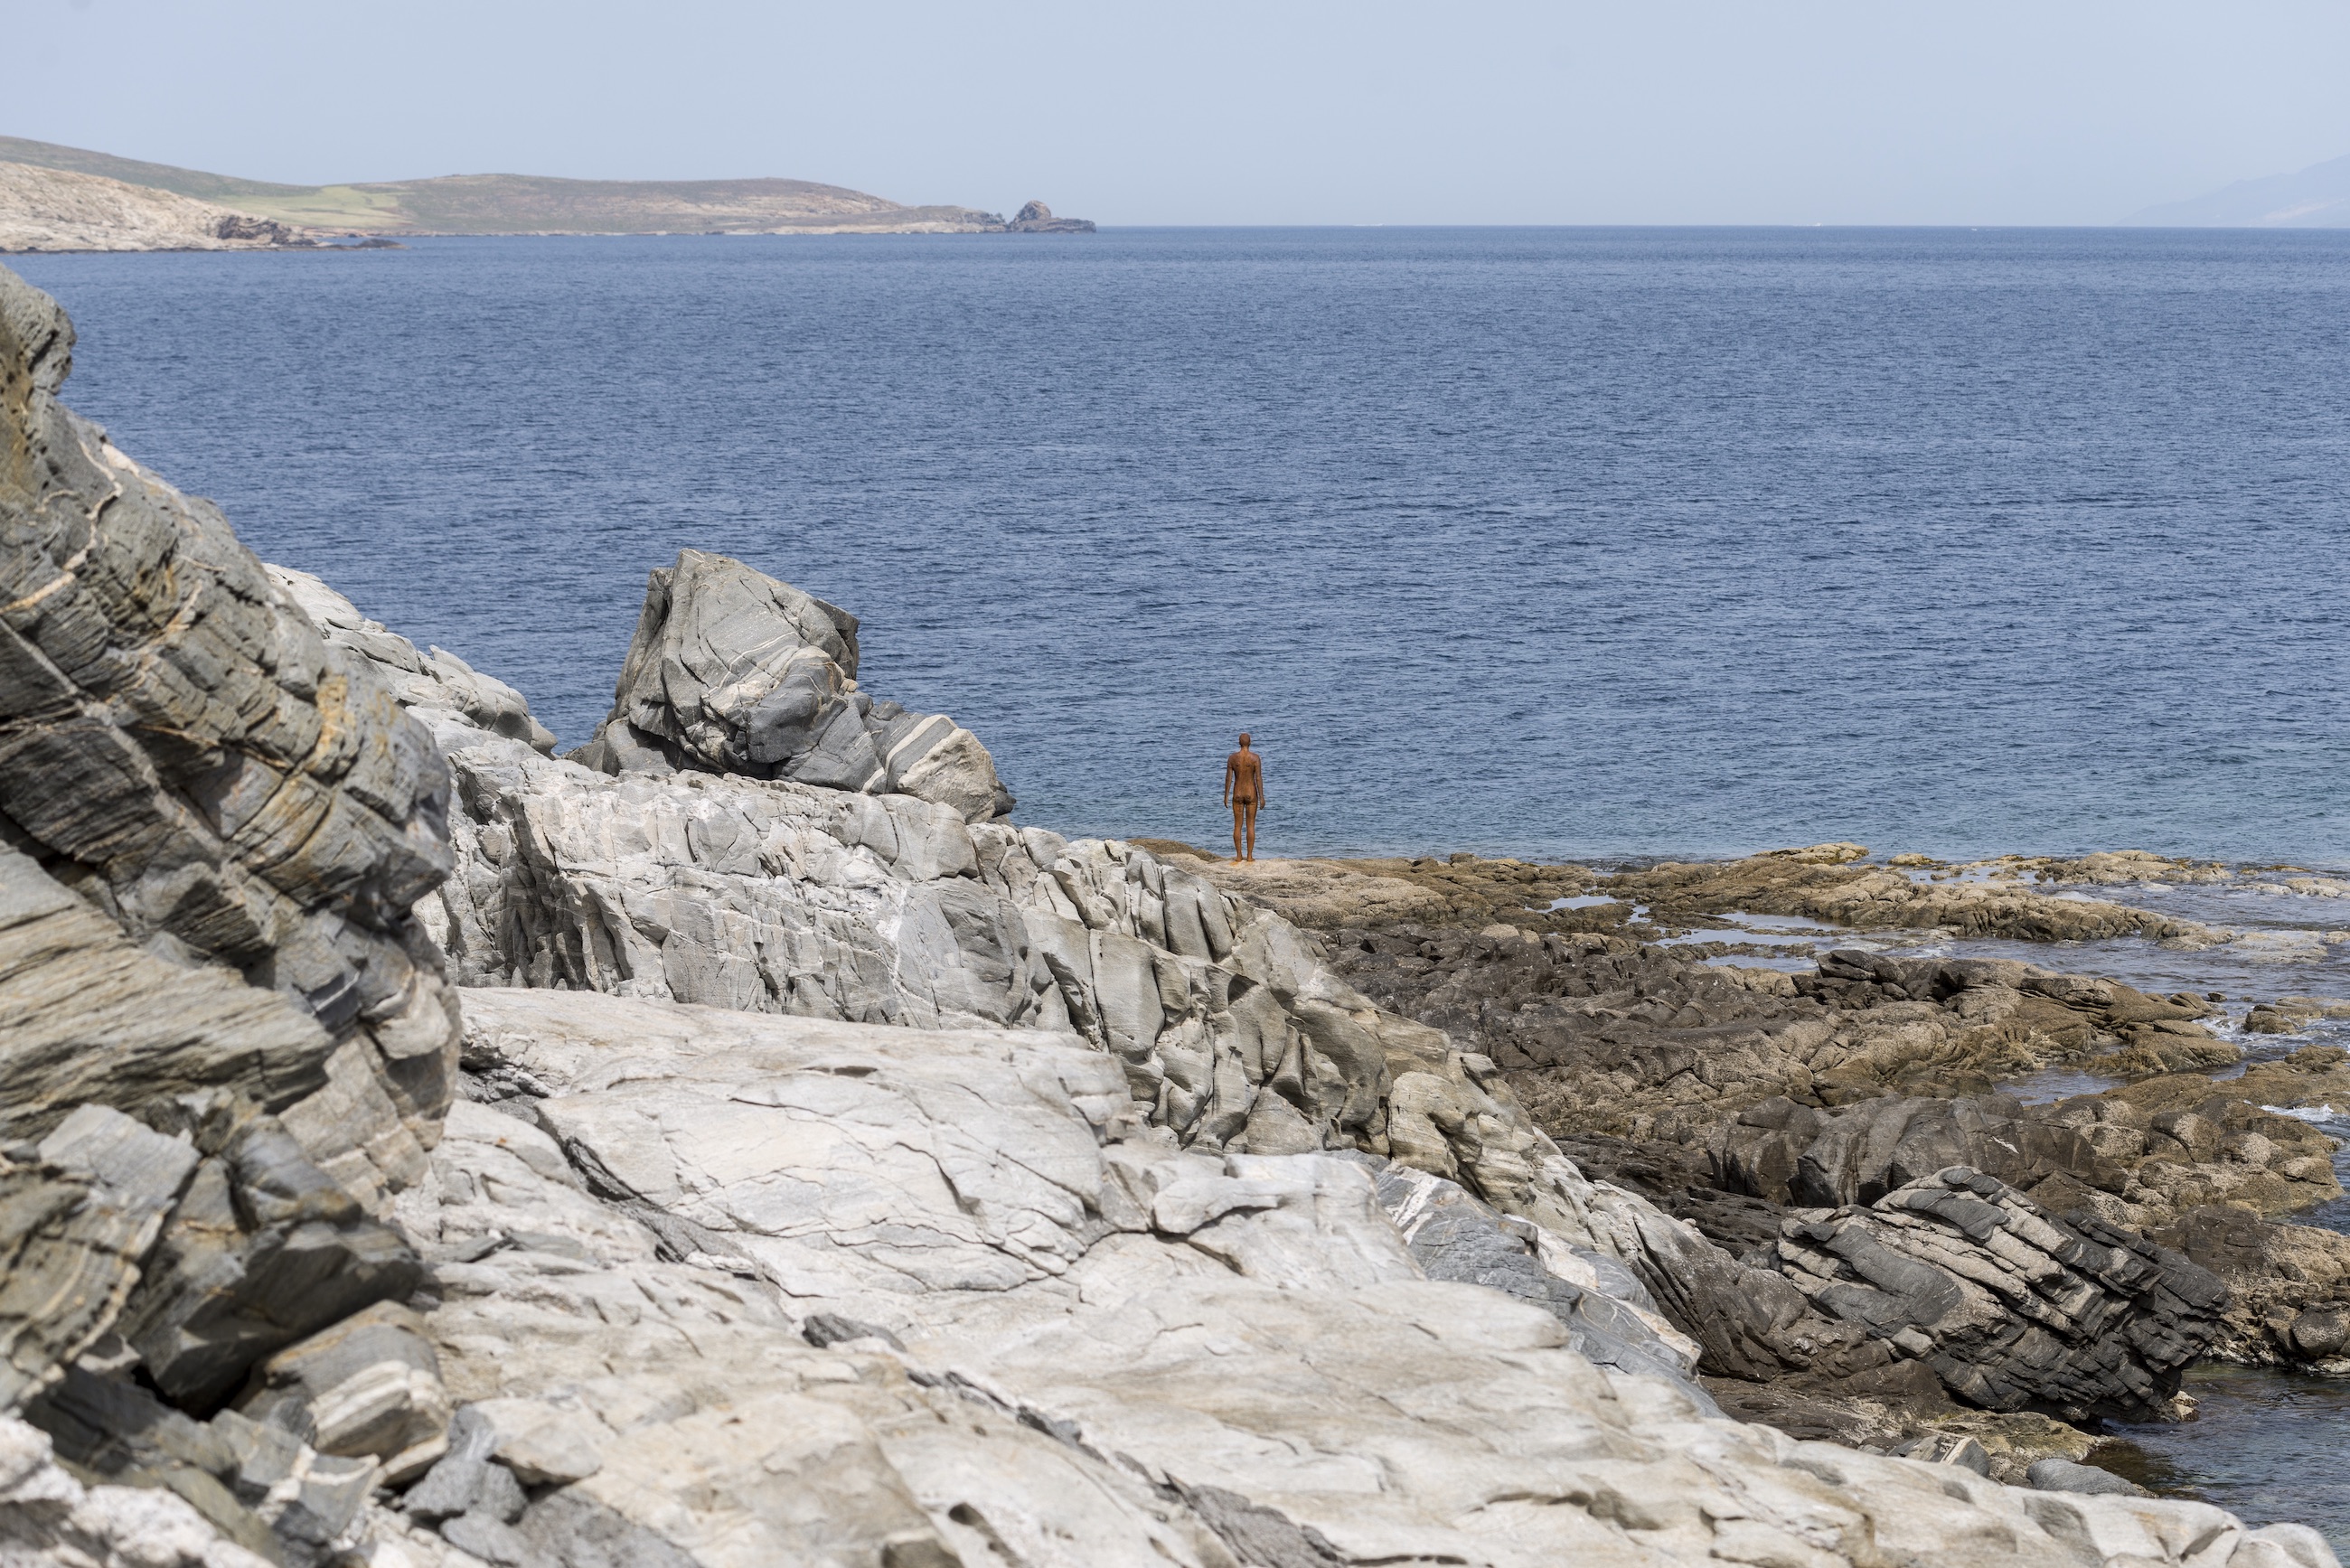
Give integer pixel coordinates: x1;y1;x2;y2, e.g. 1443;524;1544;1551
13;229;2350;860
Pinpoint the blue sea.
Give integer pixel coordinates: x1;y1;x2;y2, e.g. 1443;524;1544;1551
13;228;2350;862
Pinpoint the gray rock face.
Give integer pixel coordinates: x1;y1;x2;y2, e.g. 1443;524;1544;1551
2029;1458;2152;1498
116;1107;424;1411
1008;200;1097;233
1774;1167;2226;1422
0;1411;277;1568
1;1107;198;1413
387;988;2329;1568
233;1300;449;1479
25;1363;378;1564
573;549;1011;821
0;264;464;1565
1358;1154;1708;1389
1715;1093;2124;1211
0;263;461;1163
0;849;331;1143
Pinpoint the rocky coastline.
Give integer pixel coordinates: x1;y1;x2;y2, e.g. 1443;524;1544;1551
2;257;2342;1566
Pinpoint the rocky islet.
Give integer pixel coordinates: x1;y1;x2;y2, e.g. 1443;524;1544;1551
1;258;2345;1565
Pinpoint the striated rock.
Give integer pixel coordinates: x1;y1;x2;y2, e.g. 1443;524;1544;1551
24;1364;379;1563
117;1107;423;1411
0;850;333;1144
266;567;556;757
571;549;1012;821
1772;1167;2225;1422
1358;1153;1706;1385
234;1300;450;1480
1714;1094;2125;1210
1;1107;199;1413
0;263;460;1173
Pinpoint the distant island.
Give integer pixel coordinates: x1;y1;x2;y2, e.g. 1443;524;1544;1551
0;135;1094;251
2122;150;2350;227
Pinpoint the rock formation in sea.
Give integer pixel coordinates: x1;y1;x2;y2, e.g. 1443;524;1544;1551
2;257;2342;1566
1006;200;1096;233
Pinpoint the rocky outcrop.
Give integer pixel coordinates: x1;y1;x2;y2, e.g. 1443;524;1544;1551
0;1413;275;1568
1330;928;2250;1143
570;549;1012;821
284;542;2285;1511
1715;1084;2341;1228
389;985;2323;1568
1;267;460;1159
1006;199;1095;233
0;162;315;253
1772;1167;2225;1422
8;258;2338;1564
1607;847;2221;944
1;263;459;1564
2152;1205;2350;1369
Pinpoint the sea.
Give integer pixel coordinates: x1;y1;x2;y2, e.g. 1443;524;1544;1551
13;227;2350;867
12;228;2350;1544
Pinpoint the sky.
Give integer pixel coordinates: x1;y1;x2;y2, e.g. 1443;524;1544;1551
11;0;2350;225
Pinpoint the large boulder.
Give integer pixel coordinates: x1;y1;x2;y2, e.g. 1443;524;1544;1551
572;548;1012;821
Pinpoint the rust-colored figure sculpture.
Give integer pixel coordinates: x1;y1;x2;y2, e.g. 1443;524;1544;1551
1224;733;1264;861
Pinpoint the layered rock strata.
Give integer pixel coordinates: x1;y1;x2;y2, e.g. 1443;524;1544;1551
299;547;2280;1491
1;268;460;1169
1;263;460;1564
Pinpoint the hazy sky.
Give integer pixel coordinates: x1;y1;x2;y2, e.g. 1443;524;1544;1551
13;0;2350;224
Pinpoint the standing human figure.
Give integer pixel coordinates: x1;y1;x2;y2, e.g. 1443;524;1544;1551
1224;733;1264;861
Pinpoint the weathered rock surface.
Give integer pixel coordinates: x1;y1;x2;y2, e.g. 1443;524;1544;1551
1607;847;2221;945
1;265;464;1564
7;256;2337;1562
392;985;2326;1568
1773;1167;2224;1422
280;555;2309;1541
0;1412;273;1567
2151;1204;2350;1367
0;1108;197;1413
1174;843;2222;949
570;549;1011;821
0;264;460;1164
1330;927;2251;1145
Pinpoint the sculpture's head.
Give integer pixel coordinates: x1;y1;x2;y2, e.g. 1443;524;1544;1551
1238;732;1251;748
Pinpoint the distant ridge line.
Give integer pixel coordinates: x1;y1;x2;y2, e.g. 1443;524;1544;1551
0;136;1093;238
2121;150;2350;229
